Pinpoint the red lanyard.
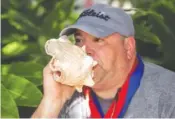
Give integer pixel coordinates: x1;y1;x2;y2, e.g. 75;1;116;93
83;59;138;118
84;79;128;118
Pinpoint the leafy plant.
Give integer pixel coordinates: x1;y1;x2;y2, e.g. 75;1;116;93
132;0;175;70
1;0;76;118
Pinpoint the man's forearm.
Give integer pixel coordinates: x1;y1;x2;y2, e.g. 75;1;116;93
31;97;65;118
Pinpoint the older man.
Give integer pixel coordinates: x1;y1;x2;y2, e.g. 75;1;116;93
32;4;175;118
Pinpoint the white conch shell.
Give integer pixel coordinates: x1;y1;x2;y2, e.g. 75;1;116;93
45;35;97;92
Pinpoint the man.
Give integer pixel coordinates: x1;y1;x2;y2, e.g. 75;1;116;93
32;4;175;118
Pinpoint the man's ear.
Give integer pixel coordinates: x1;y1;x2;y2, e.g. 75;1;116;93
124;36;136;60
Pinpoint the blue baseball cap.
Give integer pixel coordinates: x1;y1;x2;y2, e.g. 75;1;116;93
60;4;135;38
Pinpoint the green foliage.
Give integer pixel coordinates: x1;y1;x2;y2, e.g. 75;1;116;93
2;75;42;107
2;41;28;56
132;0;175;70
2;62;44;85
1;84;19;118
1;0;77;118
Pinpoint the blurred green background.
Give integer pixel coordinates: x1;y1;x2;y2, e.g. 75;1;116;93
1;0;175;118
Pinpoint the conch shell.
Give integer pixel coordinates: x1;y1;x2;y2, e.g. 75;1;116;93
45;35;97;92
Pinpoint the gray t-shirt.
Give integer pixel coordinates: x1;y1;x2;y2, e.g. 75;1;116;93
58;62;175;118
98;96;113;114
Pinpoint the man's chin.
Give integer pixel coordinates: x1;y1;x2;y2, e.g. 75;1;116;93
92;76;102;87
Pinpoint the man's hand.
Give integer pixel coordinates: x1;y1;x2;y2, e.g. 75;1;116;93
43;62;75;101
31;61;75;118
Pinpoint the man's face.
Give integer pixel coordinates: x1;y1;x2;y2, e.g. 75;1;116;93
74;30;130;89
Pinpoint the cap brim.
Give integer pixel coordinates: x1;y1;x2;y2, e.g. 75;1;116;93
59;23;115;38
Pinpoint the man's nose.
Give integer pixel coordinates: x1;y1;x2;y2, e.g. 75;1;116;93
83;40;95;57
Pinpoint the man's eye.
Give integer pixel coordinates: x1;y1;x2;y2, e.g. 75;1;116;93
75;38;82;44
93;38;103;42
75;39;80;42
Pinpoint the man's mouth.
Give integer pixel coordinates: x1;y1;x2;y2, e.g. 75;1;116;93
92;64;98;70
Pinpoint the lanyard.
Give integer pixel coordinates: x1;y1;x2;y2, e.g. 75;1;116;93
118;55;144;117
84;55;144;118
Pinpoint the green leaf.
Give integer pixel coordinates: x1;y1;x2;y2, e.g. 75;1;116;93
151;1;175;35
2;74;43;107
146;10;175;62
1;84;19;118
40;0;75;37
135;23;161;45
4;9;40;37
2;33;28;45
2;42;44;63
2;41;28;56
7;62;44;86
1;64;11;76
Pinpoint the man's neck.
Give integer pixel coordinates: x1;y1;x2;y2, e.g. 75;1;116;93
93;85;119;99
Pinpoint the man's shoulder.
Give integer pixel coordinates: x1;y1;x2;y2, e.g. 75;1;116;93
142;61;175;102
143;61;175;77
125;61;175;117
143;61;175;86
